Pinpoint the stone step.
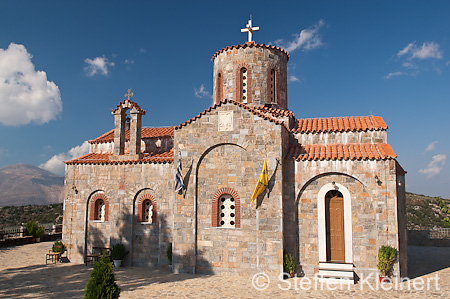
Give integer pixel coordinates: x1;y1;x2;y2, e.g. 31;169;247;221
319;262;354;271
318;277;355;285
318;269;354;278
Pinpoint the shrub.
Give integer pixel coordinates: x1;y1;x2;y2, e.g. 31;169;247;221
167;243;172;265
84;256;120;299
283;252;295;274
26;221;44;238
111;243;128;260
53;240;64;253
377;245;398;277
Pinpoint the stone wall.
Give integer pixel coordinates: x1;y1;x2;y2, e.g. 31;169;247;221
173;102;287;276
294;130;387;145
62;162;173;267
285;159;405;280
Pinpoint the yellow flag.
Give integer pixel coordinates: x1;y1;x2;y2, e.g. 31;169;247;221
251;156;268;203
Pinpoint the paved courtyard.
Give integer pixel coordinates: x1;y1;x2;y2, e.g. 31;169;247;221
1;242;450;298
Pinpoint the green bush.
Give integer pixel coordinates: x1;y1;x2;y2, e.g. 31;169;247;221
84;256;120;299
167;243;172;265
111;243;128;260
377;245;398;276
53;240;64;252
25;221;44;238
283;252;296;274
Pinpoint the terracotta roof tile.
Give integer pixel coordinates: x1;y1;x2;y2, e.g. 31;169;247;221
288;143;397;161
212;42;289;62
111;99;146;114
175;99;290;131
89;127;174;144
292;115;388;133
252;106;296;118
65;149;174;165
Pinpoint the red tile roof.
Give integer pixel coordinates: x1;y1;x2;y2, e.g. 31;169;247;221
288;143;397;161
253;106;296;118
89;127;174;144
292;116;388;133
65;149;174;165
175;99;290;131
212;42;289;62
111;99;146;114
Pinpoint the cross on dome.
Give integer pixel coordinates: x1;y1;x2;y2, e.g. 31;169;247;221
125;88;134;100
241;17;260;43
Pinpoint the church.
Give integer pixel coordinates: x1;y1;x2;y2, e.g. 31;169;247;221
62;19;407;283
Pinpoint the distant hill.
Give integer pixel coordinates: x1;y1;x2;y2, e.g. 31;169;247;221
0;164;64;207
406;192;450;229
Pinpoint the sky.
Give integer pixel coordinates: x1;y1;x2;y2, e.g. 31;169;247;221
0;0;449;198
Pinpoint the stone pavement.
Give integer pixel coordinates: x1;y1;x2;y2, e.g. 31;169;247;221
1;242;450;298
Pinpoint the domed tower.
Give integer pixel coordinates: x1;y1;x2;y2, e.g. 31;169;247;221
212;19;290;110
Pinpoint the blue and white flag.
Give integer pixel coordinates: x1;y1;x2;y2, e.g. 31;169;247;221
175;150;185;193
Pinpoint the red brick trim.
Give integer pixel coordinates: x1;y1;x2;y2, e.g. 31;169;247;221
89;193;109;221
215;71;223;104
235;63;252;104
212;188;240;228
267;65;281;105
136;193;157;223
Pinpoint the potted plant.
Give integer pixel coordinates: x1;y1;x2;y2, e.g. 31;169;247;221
111;243;128;267
52;240;64;253
377;245;397;283
167;243;173;271
283;252;296;278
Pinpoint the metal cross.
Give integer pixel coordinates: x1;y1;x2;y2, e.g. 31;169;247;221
241;17;260;43
124;89;134;100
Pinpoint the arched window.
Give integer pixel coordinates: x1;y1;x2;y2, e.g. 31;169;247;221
240;68;248;103
89;193;109;221
136;193;157;224
212;188;240;228
216;72;223;104
269;69;276;103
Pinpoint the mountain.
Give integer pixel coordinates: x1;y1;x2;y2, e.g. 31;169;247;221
0;164;64;207
406;192;450;229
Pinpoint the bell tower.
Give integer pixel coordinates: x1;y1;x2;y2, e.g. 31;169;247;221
212;18;289;109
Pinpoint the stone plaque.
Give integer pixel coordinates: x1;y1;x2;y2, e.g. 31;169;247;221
218;111;233;131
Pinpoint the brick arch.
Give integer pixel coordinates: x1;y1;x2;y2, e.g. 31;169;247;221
89;192;109;221
211;187;240;228
235;63;252;104
266;63;281;105
136;192;157;223
215;70;224;104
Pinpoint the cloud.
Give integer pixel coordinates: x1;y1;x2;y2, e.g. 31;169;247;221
397;42;443;60
40;141;90;174
425;141;439;152
289;75;301;82
194;84;212;99
0;43;62;126
275;20;325;53
84;55;115;76
124;59;134;65
419;154;446;178
386;41;444;79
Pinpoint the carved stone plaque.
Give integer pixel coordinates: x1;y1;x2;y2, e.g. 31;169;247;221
218;111;233;131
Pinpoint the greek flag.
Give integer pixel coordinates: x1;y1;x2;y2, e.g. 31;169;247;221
175;150;185;193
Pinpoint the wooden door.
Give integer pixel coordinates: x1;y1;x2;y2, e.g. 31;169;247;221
326;191;345;262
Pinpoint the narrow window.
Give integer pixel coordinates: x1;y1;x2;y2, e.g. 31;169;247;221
240;68;248;103
270;69;276;103
95;199;105;221
143;199;153;223
216;73;222;103
218;194;236;228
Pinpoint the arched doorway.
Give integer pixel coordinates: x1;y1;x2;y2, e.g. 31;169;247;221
325;190;345;262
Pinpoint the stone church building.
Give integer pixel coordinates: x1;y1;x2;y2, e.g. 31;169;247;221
62;22;407;282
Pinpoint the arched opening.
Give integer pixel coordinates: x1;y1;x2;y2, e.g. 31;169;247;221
269;69;276;103
240;67;248;103
325;190;345;262
216;72;223;104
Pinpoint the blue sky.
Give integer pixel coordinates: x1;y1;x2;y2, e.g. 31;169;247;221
0;0;449;198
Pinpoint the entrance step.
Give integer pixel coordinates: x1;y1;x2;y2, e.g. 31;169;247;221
318;262;355;284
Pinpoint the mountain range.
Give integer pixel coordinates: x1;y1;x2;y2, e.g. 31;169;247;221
0;164;64;207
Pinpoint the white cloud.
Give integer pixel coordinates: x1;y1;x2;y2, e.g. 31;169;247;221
384;71;404;79
194;84;212;99
289;75;301;82
425;141;439;152
0;43;62;126
275;20;325;53
419;154;446;178
84;55;115;76
124;59;134;65
398;42;443;60
40;141;90;174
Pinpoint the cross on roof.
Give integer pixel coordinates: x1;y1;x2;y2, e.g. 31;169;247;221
241;17;260;43
124;89;134;101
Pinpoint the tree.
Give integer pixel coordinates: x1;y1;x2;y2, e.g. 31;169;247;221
84;256;120;299
436;197;450;227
